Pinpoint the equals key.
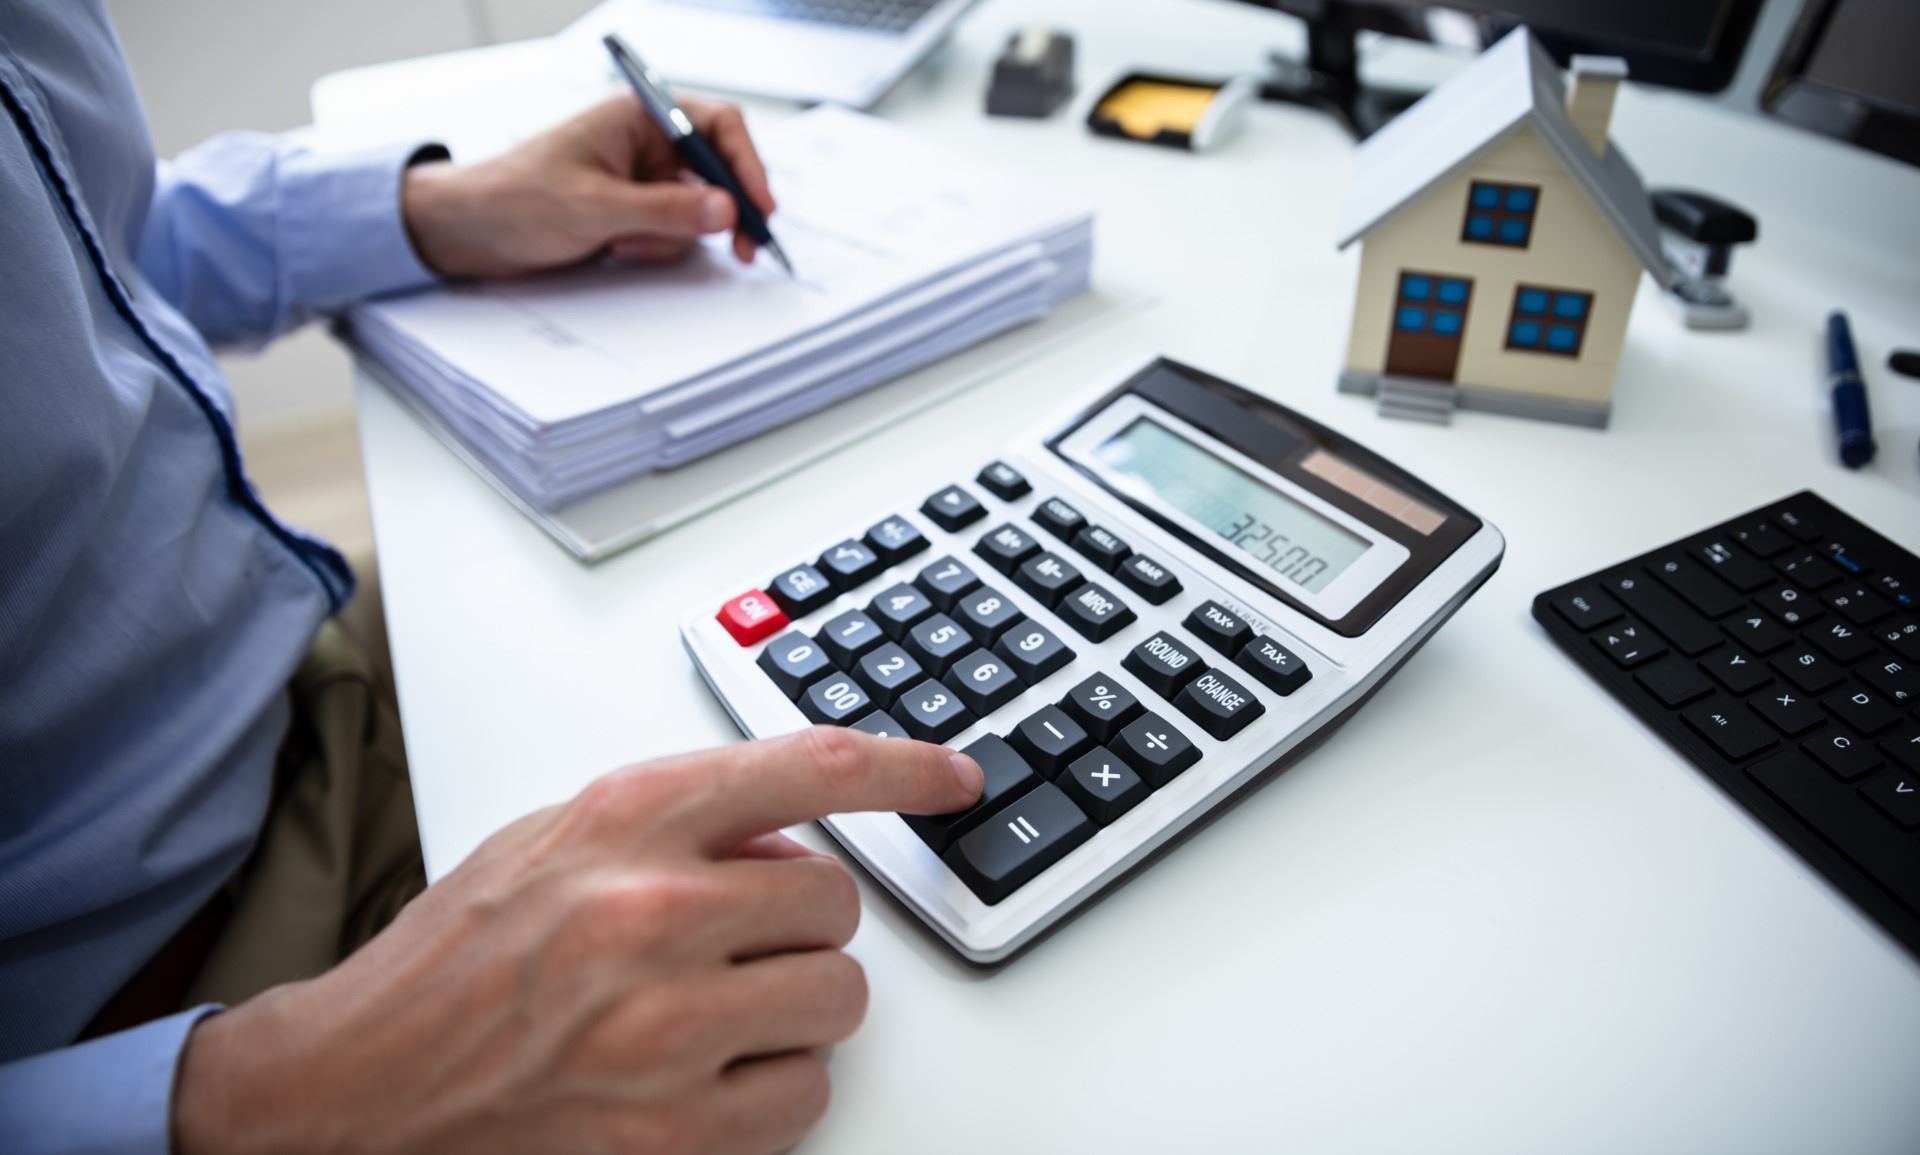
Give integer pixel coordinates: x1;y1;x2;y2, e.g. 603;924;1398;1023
1592;618;1667;668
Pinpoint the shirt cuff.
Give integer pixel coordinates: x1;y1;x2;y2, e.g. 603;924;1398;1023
278;138;445;308
0;1007;221;1155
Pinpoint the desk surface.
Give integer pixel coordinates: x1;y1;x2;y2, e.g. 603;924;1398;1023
329;1;1920;1149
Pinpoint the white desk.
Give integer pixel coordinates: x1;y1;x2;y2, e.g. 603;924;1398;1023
328;1;1920;1149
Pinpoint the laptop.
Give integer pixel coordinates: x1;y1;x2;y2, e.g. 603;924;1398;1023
564;0;982;109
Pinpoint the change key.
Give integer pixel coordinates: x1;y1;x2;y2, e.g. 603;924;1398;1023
1174;667;1266;739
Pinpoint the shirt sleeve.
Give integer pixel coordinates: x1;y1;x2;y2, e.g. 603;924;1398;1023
0;1007;221;1155
136;131;444;349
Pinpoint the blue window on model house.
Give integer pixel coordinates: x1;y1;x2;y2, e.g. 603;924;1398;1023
1507;284;1593;356
1394;271;1470;336
1463;181;1540;248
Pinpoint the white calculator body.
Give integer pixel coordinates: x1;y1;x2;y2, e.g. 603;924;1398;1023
683;358;1504;962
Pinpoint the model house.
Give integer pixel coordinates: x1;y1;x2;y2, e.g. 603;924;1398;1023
1336;27;1676;427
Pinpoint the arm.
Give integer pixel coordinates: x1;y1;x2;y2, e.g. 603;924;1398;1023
0;1008;218;1155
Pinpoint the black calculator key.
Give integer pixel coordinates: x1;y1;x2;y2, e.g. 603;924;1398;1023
1884;724;1920;772
1701;647;1770;695
1033;497;1087;542
1755;584;1823;629
1186;601;1253;655
1124;631;1203;697
975;460;1030;501
943;781;1093;905
1176;668;1266;740
895;679;975;743
1825;685;1902;735
1010;705;1092;777
1634;660;1712;708
1771;647;1844;695
1014;552;1082;606
1775;552;1842;590
800;674;872;725
905;613;974;676
1721;612;1793;655
818;609;886;666
993;620;1074;684
758;631;833;699
1116;553;1182;604
1825;584;1892;626
1731;520;1791;558
1693;539;1774;592
902;734;1039;854
854;642;924;708
1057;582;1136;642
1604;574;1722;656
974;523;1041;575
945;649;1024;715
867;582;934;638
1548;586;1622;631
1859;656;1916;705
915;556;981;611
1592;619;1666;668
850;710;910;740
1804;731;1882;781
864;515;928;565
921;485;985;531
1682;699;1778;760
1059;747;1150;826
1808;619;1879;664
1861;772;1920;829
1063;673;1142;742
1647;555;1743;618
1072;525;1130;571
768;562;836;616
817;539;883;588
1748;688;1825;736
956;586;1025;645
1236;635;1312;696
1114;713;1200;787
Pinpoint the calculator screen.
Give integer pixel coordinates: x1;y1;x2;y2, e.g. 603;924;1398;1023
1093;417;1371;594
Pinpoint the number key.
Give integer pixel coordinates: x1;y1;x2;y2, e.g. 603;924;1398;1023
1825;584;1892;626
866;582;933;638
993;620;1074;684
914;556;981;611
905;612;974;677
757;632;832;699
895;679;975;743
854;642;924;708
801;674;872;725
818;609;886;666
957;586;1025;644
946;650;1024;715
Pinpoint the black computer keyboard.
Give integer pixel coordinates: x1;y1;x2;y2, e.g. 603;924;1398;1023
1534;492;1919;957
664;0;942;33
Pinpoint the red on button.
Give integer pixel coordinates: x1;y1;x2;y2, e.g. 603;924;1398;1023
717;589;789;646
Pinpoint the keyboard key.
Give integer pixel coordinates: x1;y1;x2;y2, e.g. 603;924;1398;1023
1059;747;1150;825
1860;771;1920;829
1755;584;1823;629
768;563;836;616
1722;612;1792;655
1824;684;1903;735
1730;520;1791;558
758;631;833;698
1818;539;1870;578
1072;525;1131;571
1058;582;1136;641
1547;586;1622;631
1185;601;1254;655
1236;635;1312;696
1062;673;1142;742
1882;724;1920;772
943;781;1093;904
904;613;973;677
1748;688;1825;736
1116;553;1182;604
1648;555;1743;618
864;515;928;565
866;582;934;639
1701;647;1770;695
1876;618;1920;662
945;650;1024;715
854;642;924;708
1682;699;1778;760
1824;584;1892;626
894;679;974;743
1804;731;1882;781
1870;574;1914;612
914;556;980;611
818;608;887;666
1775;552;1842;590
850;710;910;740
1176;668;1266;740
1593;619;1666;669
1771;646;1844;695
902;735;1039;854
1114;713;1201;787
993;620;1074;684
801;673;872;725
1693;539;1774;592
1749;753;1920;913
975;460;1029;501
1768;505;1822;542
975;523;1041;575
1634;660;1713;708
716;590;788;646
1124;630;1204;697
1033;496;1087;541
921;484;985;531
1009;705;1091;776
1859;655;1915;706
1807;619;1879;664
1015;552;1083;606
1605;573;1723;656
817;539;883;588
955;585;1025;644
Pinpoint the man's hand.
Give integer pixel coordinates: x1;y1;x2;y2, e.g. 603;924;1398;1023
401;94;776;279
172;727;982;1155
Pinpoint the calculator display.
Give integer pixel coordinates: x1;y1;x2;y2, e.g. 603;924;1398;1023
1093;417;1370;594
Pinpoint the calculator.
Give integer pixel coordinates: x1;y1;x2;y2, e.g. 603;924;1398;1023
1534;492;1920;958
683;358;1505;961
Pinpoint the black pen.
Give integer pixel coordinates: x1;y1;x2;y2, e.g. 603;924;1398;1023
602;33;795;278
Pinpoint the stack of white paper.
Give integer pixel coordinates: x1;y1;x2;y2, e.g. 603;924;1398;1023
346;106;1093;511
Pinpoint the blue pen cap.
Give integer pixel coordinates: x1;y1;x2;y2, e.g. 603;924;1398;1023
1828;310;1862;382
1827;310;1875;468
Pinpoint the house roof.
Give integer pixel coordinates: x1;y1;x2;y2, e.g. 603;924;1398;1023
1335;27;1675;288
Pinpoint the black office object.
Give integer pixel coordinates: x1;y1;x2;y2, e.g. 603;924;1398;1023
1535;492;1920;959
1763;0;1920;170
986;28;1074;118
1890;351;1920;381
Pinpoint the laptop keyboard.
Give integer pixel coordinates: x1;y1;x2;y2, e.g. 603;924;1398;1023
662;0;943;33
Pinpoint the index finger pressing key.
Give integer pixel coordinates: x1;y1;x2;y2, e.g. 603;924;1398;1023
682;727;983;854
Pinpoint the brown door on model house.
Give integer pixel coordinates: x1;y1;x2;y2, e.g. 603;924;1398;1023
1383;271;1473;381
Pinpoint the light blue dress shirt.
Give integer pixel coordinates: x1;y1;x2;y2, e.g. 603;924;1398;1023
0;3;438;1150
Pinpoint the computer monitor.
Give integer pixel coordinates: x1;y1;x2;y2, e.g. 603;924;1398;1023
1761;0;1920;168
